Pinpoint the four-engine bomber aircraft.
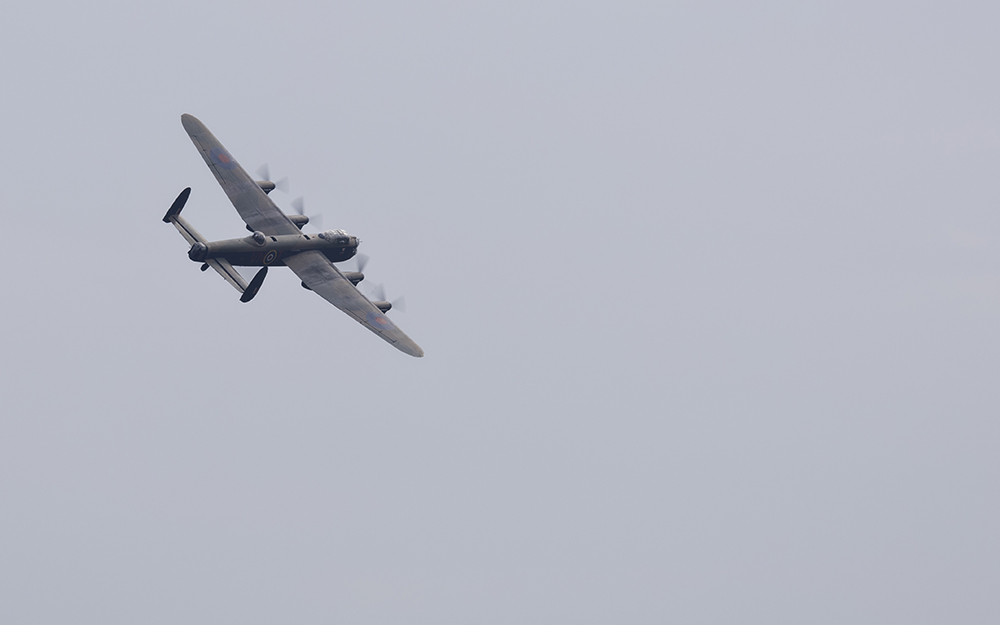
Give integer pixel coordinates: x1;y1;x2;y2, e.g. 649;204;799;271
164;113;423;357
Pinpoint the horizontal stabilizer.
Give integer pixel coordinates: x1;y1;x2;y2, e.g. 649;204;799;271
163;193;248;295
206;258;248;294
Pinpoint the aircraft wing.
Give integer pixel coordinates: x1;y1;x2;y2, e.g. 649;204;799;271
283;251;424;357
181;114;301;236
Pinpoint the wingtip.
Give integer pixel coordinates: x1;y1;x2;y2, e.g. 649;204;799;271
399;342;424;358
180;113;204;134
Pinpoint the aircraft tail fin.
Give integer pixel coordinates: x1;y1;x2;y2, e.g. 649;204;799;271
239;266;267;303
163;187;191;223
164;188;205;247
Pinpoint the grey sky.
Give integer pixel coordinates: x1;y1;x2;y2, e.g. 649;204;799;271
2;1;998;623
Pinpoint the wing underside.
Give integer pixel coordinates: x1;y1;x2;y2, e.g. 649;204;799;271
181;114;300;236
283;251;424;357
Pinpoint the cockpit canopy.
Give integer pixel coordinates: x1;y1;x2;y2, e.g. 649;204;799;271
319;229;351;245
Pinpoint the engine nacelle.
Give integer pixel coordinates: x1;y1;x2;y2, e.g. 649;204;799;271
257;180;275;194
372;301;392;313
342;271;364;285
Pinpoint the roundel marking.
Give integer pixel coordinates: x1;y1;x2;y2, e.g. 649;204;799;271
263;250;278;265
209;147;239;170
366;311;395;330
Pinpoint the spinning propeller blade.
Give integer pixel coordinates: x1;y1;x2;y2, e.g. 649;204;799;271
292;197;323;230
255;163;288;193
372;283;407;313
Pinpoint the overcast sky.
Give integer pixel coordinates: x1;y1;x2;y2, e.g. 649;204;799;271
2;1;999;623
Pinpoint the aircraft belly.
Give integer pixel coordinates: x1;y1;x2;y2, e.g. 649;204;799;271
222;251;289;267
210;246;354;266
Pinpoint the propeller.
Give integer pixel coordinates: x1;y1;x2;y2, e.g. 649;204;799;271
291;196;324;231
255;163;289;194
372;282;407;313
354;253;370;273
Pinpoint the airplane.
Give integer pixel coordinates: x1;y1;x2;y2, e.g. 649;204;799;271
163;114;423;357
